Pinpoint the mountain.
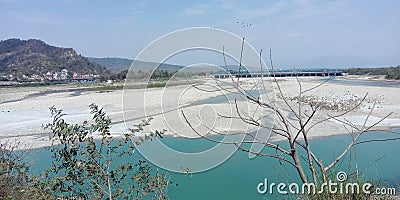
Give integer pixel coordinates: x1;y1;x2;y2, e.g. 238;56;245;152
87;57;133;72
88;57;184;72
0;38;105;76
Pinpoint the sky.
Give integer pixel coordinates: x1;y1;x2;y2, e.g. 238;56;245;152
0;0;399;68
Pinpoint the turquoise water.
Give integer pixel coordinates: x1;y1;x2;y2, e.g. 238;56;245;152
28;131;400;199
190;89;269;106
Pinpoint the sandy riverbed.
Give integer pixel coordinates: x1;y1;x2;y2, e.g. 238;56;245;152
1;76;399;149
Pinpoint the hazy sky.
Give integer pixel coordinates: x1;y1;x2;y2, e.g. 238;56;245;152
0;0;399;68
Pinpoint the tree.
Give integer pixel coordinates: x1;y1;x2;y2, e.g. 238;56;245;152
0;104;172;199
0;142;49;199
118;69;129;80
40;104;171;199
182;48;400;199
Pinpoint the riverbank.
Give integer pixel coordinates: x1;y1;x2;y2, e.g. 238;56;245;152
1;76;399;149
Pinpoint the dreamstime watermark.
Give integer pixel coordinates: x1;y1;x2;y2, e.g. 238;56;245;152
257;171;396;196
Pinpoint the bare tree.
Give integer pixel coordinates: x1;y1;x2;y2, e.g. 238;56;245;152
182;42;400;196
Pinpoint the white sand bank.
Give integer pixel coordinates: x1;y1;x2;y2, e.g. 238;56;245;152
1;76;399;149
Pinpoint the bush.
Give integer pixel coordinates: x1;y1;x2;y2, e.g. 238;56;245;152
1;104;173;200
0;142;51;199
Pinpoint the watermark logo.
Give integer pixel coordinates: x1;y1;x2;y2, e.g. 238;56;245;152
257;171;396;196
336;171;347;182
122;27;274;173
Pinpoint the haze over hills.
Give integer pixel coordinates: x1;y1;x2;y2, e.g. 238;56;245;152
87;57;262;73
87;57;185;72
0;38;105;76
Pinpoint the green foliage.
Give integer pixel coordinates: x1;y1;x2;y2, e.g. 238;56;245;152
147;82;167;88
99;70;118;81
343;65;400;80
98;69;129;81
118;69;128;80
84;85;124;91
0;142;52;199
150;70;176;80
39;104;171;199
0;104;172;199
385;66;400;80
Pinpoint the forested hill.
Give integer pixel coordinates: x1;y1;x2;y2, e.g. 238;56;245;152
343;65;400;80
0;38;105;76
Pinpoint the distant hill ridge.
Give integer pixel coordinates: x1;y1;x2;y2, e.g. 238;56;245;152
87;57;184;72
0;38;105;76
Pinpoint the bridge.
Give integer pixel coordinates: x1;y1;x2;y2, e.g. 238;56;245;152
212;69;343;79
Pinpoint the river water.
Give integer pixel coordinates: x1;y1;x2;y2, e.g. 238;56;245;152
28;131;399;199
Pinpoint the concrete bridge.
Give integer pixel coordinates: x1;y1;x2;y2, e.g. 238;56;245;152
212;70;343;79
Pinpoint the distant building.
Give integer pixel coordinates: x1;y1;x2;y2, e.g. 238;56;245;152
45;72;52;80
61;69;68;79
73;72;79;79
